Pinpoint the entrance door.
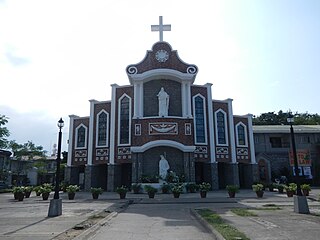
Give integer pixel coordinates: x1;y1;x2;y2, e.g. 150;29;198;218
121;163;132;188
195;162;204;184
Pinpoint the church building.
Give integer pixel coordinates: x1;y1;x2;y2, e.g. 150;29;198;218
65;17;258;190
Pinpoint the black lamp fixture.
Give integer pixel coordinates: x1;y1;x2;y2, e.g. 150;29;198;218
287;112;302;196
54;118;64;199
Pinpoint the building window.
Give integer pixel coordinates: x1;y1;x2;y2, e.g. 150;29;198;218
76;125;87;148
118;95;131;145
236;123;247;146
270;137;282;148
215;110;228;145
193;95;207;144
97;111;109;147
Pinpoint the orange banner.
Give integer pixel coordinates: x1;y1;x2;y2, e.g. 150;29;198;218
289;149;311;166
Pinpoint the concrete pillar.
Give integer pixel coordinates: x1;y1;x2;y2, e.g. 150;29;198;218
65;166;80;185
225;163;240;186
206;162;219;190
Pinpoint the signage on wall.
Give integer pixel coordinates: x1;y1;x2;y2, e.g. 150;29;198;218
288;149;311;166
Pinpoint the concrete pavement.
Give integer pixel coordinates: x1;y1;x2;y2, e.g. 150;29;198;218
0;189;320;239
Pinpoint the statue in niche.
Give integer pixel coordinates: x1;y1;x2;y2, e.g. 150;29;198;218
159;155;170;180
157;87;169;117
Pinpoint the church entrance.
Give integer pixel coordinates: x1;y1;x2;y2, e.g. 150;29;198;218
195;162;204;184
121;163;132;188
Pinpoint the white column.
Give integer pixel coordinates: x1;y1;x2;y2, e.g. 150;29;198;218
109;84;118;164
247;114;257;164
67;115;78;167
205;83;216;163
227;98;237;163
87;100;97;165
186;82;192;117
133;83;138;118
181;82;186;117
139;83;144;118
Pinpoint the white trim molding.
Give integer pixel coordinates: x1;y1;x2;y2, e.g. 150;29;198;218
205;83;216;163
109;84;118;164
192;93;208;145
131;140;195;153
117;93;132;146
87;100;97;166
214;109;229;146
226;99;236;163
247;114;257;164
235;122;248;147
67;115;78;166
96;110;109;148
75;123;88;150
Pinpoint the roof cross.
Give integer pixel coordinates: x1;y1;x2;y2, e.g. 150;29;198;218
151;16;171;42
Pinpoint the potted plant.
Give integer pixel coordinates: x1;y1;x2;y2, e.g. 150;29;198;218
185;183;198;193
226;185;239;198
276;184;285;193
301;184;311;196
66;185;80;200
199;182;211;198
91;187;103;199
24;186;33;198
161;183;171;194
171;183;184;198
144;185;158;198
13;186;25;201
131;183;142;194
116;185;128;199
285;183;297;197
40;186;52;200
252;183;264;198
268;183;276;192
33;186;42;196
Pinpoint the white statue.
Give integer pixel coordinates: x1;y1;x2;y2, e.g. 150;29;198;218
159;155;170;180
157;87;169;117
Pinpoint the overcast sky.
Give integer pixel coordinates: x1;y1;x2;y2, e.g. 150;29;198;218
1;0;319;153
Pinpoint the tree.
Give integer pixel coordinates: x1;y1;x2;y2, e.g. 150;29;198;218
0;115;10;149
9;140;47;160
253;111;320;125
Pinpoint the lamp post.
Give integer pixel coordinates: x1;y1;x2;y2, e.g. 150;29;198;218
48;118;64;217
287;113;309;213
54;118;64;199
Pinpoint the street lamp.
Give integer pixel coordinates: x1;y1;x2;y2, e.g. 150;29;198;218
287;112;309;213
48;118;64;217
54;118;64;199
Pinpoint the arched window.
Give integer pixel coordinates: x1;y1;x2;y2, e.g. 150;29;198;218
118;95;131;145
96;111;108;147
236;123;247;146
193;95;207;144
76;124;87;148
215;110;228;145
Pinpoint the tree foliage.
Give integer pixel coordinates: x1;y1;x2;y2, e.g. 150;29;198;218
0;115;10;149
9;140;46;160
253;111;320;125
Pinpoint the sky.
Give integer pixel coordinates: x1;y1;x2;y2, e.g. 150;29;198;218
1;0;319;154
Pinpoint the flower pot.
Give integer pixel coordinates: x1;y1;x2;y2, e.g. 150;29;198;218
173;192;180;198
17;192;24;201
148;192;156;198
68;192;75;200
36;191;41;196
255;191;264;198
25;191;32;198
228;191;236;198
42;192;50;200
119;192;126;199
92;193;99;199
14;192;18;200
302;189;309;196
286;191;294;197
200;191;207;198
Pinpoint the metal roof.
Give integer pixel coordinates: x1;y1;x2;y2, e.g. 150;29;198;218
253;125;320;134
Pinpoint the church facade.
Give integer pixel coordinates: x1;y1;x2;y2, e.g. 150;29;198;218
65;18;258;190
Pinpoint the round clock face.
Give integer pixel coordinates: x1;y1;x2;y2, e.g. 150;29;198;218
155;50;169;63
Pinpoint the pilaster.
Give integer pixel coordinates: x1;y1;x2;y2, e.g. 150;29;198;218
205;83;216;163
87;100;97;166
67;115;78;167
109;84;118;165
227;99;237;163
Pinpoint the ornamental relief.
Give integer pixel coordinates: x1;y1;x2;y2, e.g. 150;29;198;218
149;122;178;135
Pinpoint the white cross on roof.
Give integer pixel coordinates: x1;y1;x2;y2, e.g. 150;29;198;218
151;16;171;42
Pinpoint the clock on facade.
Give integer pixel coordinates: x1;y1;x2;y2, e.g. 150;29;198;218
155;50;169;62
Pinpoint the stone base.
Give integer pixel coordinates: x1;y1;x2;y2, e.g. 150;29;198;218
48;199;62;217
293;195;310;214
